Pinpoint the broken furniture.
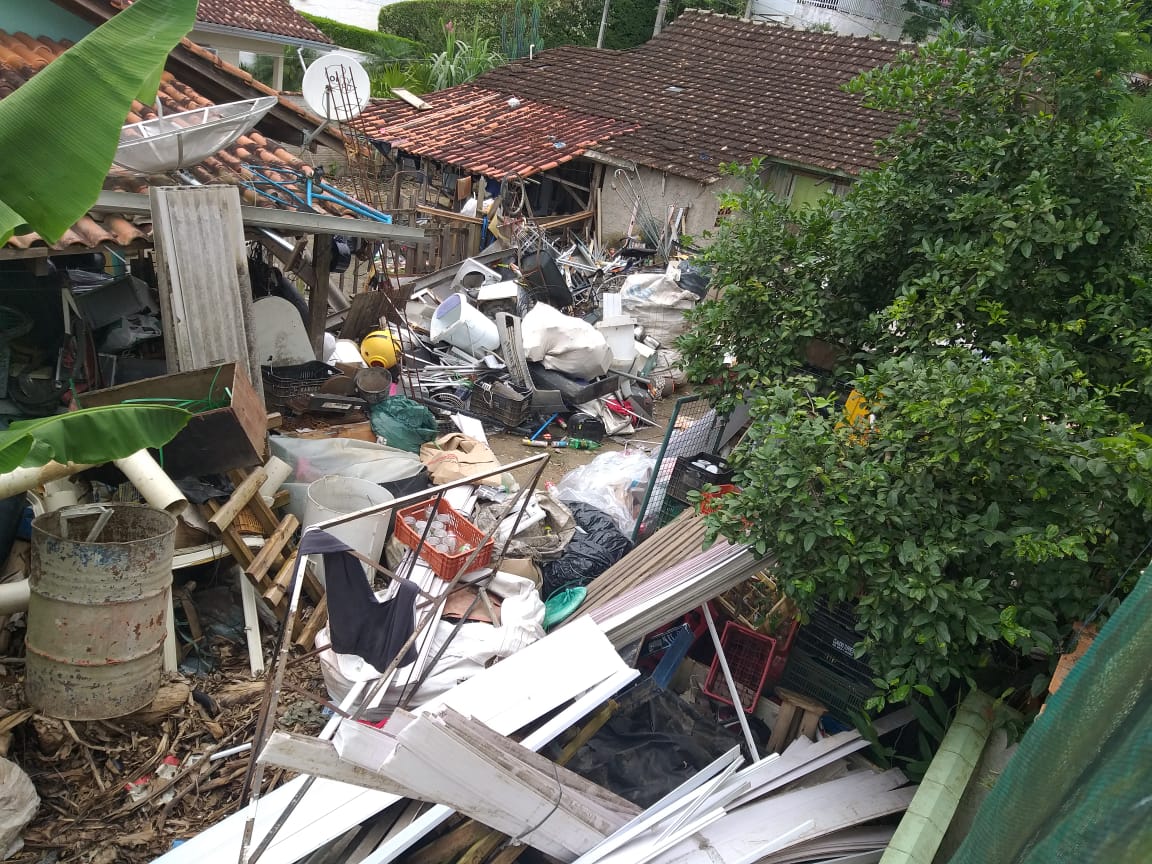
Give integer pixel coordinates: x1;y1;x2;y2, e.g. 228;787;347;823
82;362;267;478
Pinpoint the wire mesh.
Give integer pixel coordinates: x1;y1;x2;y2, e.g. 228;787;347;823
632;394;728;542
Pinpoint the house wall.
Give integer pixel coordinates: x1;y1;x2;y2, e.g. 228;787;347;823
751;0;908;41
1;4;91;41
189;28;287;89
596;161;849;247
597;166;738;247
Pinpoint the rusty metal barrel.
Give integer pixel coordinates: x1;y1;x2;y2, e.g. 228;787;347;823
25;503;176;720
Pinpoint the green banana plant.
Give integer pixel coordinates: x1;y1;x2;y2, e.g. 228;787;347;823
0;0;198;244
0;405;192;474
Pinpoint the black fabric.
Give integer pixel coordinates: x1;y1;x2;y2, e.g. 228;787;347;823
541;503;632;599
300;529;418;669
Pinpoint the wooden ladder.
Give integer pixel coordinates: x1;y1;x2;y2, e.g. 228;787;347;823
200;467;328;673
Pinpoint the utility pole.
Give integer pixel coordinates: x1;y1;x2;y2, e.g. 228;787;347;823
597;0;611;48
653;0;670;37
744;0;755;16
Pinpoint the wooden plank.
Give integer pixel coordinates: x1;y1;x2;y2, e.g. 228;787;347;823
209;467;270;531
294;594;328;649
150;186;262;404
309;234;333;360
247;515;299;582
341;291;391;343
392;88;431;110
265;551;300;607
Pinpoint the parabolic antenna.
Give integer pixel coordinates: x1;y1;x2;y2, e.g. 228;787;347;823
113;96;279;173
301;53;371;122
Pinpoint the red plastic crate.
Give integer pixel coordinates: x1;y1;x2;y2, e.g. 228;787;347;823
702;621;777;714
394;499;493;582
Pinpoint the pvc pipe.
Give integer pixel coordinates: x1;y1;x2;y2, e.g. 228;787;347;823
0;580;30;615
258;456;292;507
0;461;94;500
113;450;189;516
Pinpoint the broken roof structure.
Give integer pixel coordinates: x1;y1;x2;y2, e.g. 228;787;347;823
356;10;907;242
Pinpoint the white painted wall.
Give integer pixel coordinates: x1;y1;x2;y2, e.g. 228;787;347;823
290;0;404;30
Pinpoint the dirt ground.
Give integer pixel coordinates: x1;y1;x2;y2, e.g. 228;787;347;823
485;395;680;489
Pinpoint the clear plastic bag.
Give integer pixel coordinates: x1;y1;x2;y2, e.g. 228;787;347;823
554;449;655;535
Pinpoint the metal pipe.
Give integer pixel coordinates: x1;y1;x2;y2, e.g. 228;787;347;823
598;0;612;50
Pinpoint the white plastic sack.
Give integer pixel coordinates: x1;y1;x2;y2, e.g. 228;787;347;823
555;449;656;535
0;757;38;859
522;302;613;379
269;436;423;521
619;262;700;347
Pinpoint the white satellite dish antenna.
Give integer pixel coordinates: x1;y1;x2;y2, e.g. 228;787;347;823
301;53;371;122
113;96;279;173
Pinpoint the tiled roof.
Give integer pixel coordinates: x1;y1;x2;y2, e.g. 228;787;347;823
366;10;908;182
0;29;334;253
194;0;332;45
354;87;633;180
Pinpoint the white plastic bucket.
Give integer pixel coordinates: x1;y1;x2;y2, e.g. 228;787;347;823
303;476;393;584
430;293;500;355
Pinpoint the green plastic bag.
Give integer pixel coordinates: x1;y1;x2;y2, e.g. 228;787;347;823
369;396;437;453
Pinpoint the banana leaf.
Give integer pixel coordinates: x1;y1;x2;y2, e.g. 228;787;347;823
0;0;198;244
0;405;191;474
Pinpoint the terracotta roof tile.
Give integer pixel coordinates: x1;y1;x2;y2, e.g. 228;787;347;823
0;29;339;252
356;87;634;180
195;0;332;44
382;10;908;182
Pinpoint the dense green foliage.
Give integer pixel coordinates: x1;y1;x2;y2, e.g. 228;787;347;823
377;0;736;52
300;13;421;58
379;0;595;50
680;0;1152;708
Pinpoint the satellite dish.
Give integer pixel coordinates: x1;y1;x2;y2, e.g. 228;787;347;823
113;96;279;173
301;53;371;122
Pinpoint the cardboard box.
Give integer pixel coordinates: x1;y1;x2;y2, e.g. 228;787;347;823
83;362;266;478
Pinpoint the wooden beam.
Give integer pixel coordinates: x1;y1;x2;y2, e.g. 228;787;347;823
310;233;333;359
208;467;269;532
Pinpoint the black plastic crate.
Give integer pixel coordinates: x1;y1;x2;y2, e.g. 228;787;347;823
470;379;532;427
794;599;873;680
261;361;341;408
779;647;874;720
667;452;734;504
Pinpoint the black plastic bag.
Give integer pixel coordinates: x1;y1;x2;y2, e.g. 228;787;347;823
677;258;714;298
541;502;632;599
548;679;738;807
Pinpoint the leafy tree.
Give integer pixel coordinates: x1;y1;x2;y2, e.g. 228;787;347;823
680;0;1152;708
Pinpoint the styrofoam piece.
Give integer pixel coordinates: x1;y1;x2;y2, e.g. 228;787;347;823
331;338;367;367
476;279;520;302
602;293;623;319
597;316;638;364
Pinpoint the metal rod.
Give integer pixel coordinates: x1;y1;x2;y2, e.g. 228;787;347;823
240;454;550;864
701;603;761;762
